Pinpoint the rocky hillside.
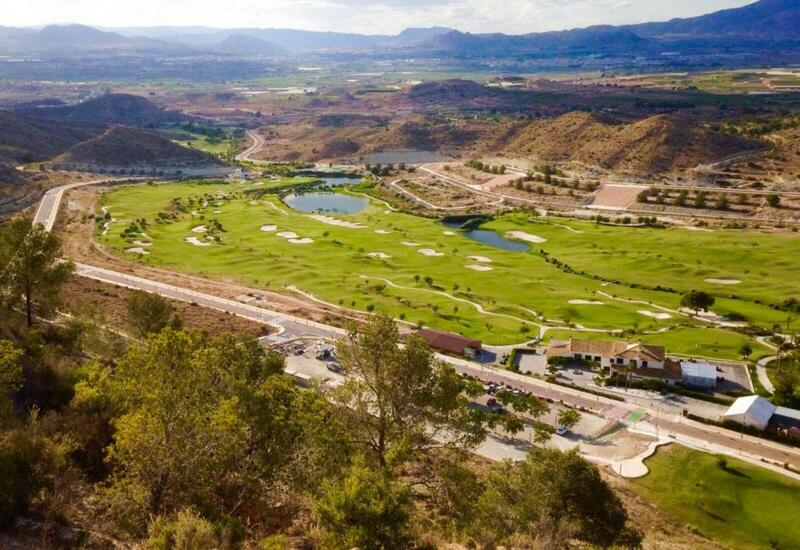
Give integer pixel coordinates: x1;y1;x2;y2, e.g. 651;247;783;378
501;112;762;174
54;126;225;168
0;162;25;186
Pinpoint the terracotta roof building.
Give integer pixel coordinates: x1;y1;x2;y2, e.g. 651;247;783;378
417;328;482;358
546;337;680;382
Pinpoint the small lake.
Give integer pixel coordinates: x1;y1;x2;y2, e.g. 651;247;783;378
442;221;530;253
284;192;368;214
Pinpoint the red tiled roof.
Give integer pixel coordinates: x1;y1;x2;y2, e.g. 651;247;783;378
417;328;481;355
546;338;665;362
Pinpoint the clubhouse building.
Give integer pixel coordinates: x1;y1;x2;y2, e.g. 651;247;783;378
546;338;682;383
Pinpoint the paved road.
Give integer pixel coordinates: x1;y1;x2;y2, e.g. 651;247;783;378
33;179;112;231
236;130;266;163
757;355;778;394
34;178;800;473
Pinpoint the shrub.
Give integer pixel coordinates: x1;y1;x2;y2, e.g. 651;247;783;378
145;508;219;550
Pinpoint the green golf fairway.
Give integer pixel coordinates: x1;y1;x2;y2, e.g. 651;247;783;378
98;180;792;354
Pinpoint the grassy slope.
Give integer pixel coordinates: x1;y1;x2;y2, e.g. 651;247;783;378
99;182;786;353
631;445;800;549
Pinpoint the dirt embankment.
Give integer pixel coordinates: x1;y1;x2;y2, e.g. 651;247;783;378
62;276;266;338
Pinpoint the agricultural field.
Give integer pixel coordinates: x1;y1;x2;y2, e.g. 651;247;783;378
98;181;795;354
158;125;244;156
630;445;800;549
636;69;800;93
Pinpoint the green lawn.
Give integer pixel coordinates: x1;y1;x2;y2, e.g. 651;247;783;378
632;445;800;549
175;132;233;155
485;214;797;327
97;181;787;353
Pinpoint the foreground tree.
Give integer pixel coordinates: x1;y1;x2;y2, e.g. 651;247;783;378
74;329;324;534
331;315;491;469
0;217;73;327
315;457;412;549
124;290;182;338
476;449;641;548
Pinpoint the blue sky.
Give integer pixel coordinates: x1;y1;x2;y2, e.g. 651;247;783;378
5;0;755;34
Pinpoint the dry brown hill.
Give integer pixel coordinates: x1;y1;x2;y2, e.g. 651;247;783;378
0;110;105;163
252;115;504;163
54;126;226;168
500;112;761;173
16;93;187;127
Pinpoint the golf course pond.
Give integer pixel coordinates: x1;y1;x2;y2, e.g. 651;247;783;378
442;221;530;252
283;192;368;214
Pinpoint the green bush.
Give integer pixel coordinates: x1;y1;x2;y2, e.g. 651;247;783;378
145;508;219;550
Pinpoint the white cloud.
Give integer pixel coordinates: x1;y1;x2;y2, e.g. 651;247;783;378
2;0;754;34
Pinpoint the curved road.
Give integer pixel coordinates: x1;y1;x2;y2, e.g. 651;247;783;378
32;177;800;474
235;130;266;163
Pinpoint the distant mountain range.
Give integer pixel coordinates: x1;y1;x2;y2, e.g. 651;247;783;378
423;0;800;55
0;24;453;55
0;0;797;59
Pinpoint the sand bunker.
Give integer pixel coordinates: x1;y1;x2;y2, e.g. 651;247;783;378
276;231;299;239
213;210;223;214
443;231;456;236
638;310;672;320
307;214;365;229
418;248;444;257
684;226;714;232
132;240;152;247
466;264;493;272
289;238;314;245
401;241;421;247
506;231;547;244
367;252;392;260
249;200;259;206
124;247;150;255
260;225;278;232
468;255;493;263
184;237;212;247
569;300;605;305
705;278;741;285
191;225;207;233
375;229;392;234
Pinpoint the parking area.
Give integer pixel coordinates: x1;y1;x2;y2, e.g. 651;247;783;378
689;359;752;393
273;338;344;388
514;349;547;374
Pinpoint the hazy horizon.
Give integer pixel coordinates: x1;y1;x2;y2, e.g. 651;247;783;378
5;0;755;35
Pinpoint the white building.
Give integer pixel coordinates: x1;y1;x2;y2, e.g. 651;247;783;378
723;395;776;430
681;361;718;389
